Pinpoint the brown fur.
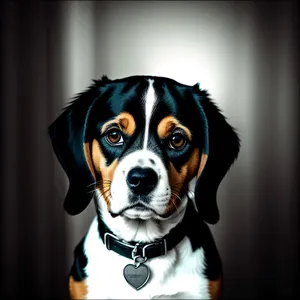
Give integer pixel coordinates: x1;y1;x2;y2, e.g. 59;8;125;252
157;116;192;141
208;276;223;299
69;275;88;300
83;139;119;211
83;142;96;179
197;153;208;179
164;148;200;217
101;112;136;136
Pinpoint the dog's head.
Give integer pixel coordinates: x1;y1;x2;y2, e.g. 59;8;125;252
48;75;240;224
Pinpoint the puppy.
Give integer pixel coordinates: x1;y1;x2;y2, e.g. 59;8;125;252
48;75;240;299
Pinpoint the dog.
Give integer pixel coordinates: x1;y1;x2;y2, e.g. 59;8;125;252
48;75;240;299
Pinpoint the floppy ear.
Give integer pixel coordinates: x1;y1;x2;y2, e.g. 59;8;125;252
48;78;108;215
194;88;240;224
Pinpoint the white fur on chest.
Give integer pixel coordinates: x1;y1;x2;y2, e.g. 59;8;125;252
83;218;211;299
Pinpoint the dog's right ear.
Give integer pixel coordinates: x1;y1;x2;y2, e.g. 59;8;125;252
48;77;110;215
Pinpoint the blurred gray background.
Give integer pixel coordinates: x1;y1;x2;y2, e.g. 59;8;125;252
1;1;298;299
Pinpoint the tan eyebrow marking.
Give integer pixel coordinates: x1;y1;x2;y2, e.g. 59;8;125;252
157;116;192;141
101;112;136;136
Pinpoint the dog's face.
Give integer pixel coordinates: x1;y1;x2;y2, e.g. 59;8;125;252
49;75;240;224
83;79;208;220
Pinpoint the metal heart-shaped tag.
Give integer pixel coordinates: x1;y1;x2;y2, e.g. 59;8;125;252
123;263;151;290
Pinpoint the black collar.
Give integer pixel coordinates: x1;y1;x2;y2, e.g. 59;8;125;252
97;215;187;261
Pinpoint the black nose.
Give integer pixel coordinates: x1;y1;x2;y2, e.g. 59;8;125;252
126;167;158;195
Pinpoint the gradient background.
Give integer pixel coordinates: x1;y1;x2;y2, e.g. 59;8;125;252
0;1;299;299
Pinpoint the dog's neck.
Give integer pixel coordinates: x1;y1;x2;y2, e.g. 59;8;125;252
94;191;188;243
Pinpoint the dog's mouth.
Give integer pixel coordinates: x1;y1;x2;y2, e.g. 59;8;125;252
109;202;159;219
133;203;149;210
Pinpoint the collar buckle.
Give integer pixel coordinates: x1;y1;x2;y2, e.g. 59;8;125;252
104;232;135;251
142;239;167;257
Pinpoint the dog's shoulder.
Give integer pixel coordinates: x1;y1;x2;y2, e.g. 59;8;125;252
183;202;223;298
186;209;223;281
69;236;89;299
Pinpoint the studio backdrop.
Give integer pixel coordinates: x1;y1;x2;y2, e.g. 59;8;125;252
1;1;298;299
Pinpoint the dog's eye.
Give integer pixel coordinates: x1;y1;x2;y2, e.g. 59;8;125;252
169;132;187;150
105;129;124;146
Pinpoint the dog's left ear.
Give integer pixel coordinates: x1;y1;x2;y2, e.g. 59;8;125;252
193;86;240;224
48;78;108;215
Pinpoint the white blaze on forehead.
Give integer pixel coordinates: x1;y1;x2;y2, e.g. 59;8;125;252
143;79;157;149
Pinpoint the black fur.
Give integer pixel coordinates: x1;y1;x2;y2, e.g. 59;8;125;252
193;89;240;224
48;81;104;215
69;236;88;281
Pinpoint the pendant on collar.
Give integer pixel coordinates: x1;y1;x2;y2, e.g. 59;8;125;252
123;243;151;290
102;219;187;290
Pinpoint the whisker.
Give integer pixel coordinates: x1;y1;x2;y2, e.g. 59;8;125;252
170;197;180;217
171;188;182;196
170;183;183;189
171;191;183;204
170;187;181;194
97;182;111;188
90;185;112;198
87;189;96;195
99;188;111;196
96;182;112;188
86;179;111;187
86;182;96;188
97;183;111;189
86;180;112;193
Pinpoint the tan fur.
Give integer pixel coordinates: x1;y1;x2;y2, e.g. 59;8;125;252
187;148;200;180
101;112;136;136
83;142;96;179
164;162;187;217
91;139;102;175
83;139;119;211
157;116;192;140
164;148;200;217
197;153;208;179
208;276;222;299
69;275;88;300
